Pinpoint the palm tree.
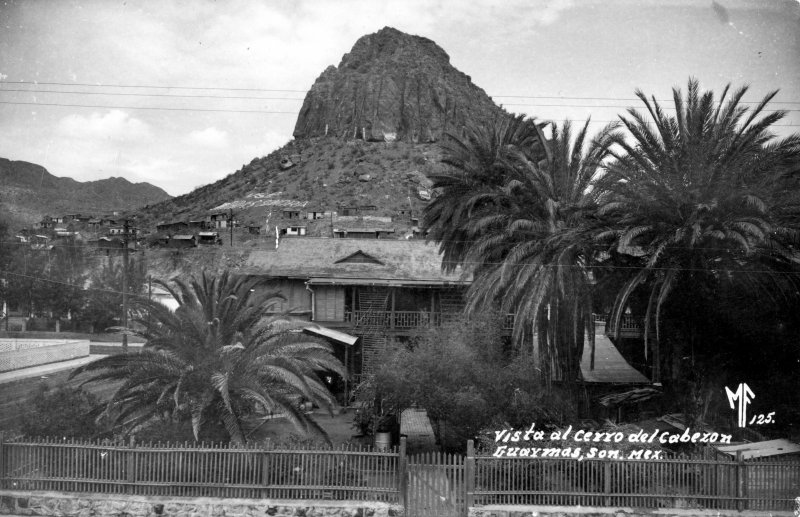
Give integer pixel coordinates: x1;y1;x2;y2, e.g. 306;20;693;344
424;115;619;389
71;271;346;444
596;78;800;385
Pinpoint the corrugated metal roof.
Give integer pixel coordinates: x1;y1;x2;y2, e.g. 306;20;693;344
304;326;359;346
717;439;800;459
244;238;470;285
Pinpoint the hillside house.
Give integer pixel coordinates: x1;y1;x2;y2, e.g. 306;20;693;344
167;235;197;248
279;225;307;237
156;221;189;234
95;236;125;253
188;219;210;231
197;231;222;245
208;212;229;229
242;238;473;393
306;208;328;220
282;208;302;220
34;217;55;230
333;227;396;239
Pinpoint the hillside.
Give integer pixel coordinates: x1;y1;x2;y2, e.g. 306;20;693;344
133;27;515;234
0;158;172;229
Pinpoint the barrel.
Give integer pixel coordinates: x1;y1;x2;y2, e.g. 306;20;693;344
374;432;392;451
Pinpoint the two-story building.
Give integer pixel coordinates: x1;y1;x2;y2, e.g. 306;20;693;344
241;238;473;397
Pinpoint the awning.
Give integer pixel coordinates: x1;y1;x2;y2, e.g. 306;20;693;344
303;325;359;346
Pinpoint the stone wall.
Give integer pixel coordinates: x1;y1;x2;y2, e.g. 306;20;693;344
0;339;89;372
468;505;793;517
0;491;403;517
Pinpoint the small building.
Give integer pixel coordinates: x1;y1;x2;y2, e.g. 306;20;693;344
282;209;302;220
280;226;307;237
246;225;262;235
96;236;125;252
167;234;197;248
156;221;189;234
207;212;229;229
87;218;102;228
108;226;125;235
333;228;396;239
30;235;52;250
188;220;210;231
197;231;222;245
306;209;327;220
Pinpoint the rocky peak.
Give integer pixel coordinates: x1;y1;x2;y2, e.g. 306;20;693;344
293;27;506;143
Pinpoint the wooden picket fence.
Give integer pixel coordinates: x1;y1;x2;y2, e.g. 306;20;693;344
467;441;800;512
0;434;400;502
1;434;798;514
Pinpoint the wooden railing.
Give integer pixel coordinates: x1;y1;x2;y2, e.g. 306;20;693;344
343;311;516;331
594;313;643;338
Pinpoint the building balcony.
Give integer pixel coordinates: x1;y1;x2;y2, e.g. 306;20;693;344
340;310;515;331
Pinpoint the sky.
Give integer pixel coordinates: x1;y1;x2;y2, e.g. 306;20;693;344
0;0;798;196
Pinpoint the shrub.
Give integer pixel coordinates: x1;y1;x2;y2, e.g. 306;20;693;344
20;383;109;439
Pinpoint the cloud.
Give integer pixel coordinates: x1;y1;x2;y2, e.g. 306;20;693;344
188;127;230;149
57;110;152;142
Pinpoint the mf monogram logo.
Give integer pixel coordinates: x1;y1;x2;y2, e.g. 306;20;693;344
724;383;754;428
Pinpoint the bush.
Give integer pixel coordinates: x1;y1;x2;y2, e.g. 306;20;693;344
370;313;577;452
20;383;109;439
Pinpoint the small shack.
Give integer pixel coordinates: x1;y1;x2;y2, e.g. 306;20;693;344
282;209;302;220
168;234;197;248
198;231;222;245
280;226;307;237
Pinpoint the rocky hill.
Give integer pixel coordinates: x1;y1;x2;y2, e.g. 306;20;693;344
133;27;513;235
294;26;506;142
0;158;172;229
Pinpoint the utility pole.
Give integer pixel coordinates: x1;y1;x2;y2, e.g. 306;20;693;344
229;209;234;246
122;218;129;352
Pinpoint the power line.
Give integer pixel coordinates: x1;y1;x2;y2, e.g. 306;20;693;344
0;100;297;114
501;102;800;113
2;100;798;126
4;81;799;105
5;90;798;113
4;81;308;93
493;94;800;105
0;269;149;298
0;88;305;101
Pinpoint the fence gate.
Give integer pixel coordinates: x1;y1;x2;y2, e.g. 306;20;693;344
406;452;465;517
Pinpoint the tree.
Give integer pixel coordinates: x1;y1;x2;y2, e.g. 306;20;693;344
370;313;575;452
596;79;800;400
81;255;147;332
423;115;619;390
71;271;346;444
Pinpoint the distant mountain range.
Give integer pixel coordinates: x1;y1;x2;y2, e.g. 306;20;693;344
0;158;172;230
